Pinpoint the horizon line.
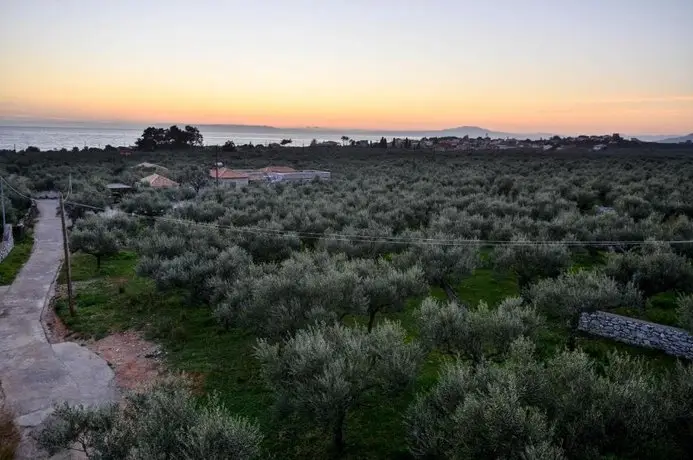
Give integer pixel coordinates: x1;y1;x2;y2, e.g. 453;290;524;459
0;118;687;138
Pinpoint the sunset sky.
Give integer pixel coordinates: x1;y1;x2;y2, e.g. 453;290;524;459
1;0;692;134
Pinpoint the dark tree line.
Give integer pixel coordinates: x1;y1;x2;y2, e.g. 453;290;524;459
135;125;203;151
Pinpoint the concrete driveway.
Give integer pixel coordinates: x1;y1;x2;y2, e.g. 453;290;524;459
0;200;118;458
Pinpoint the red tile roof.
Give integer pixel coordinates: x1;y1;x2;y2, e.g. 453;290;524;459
141;174;178;188
209;168;249;179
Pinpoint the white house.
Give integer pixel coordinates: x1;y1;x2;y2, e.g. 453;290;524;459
267;170;331;182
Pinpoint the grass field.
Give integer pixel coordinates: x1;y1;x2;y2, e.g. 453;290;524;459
55;250;680;458
0;231;34;286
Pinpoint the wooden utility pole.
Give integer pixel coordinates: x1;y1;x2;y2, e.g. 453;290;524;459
59;193;75;316
215;146;220;188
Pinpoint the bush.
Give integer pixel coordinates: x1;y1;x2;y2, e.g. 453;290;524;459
416;296;542;362
604;242;693;297
38;380;263;460
255;321;421;453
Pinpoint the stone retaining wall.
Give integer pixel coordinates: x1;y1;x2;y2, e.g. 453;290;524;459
0;224;14;262
579;311;693;360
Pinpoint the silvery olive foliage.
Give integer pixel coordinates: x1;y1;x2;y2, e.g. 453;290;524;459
16;144;693;458
255;321;422;451
216;251;425;338
416;296;542;362
136;221;250;302
120;190;173;217
392;230;481;287
406;338;687;460
493;237;572;288
215;251;367;337
346;257;427;331
603;241;693;297
38;380;263;460
527;270;643;347
70;214;125;269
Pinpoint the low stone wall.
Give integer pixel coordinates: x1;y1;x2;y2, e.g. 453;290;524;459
0;224;15;262
579;311;693;360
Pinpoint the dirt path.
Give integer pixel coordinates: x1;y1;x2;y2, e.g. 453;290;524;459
0;200;118;459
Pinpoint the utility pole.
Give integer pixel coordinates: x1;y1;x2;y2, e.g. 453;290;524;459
215;146;220;188
1;180;5;230
59;193;75;317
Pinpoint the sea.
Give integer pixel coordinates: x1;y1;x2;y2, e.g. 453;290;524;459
0;124;420;151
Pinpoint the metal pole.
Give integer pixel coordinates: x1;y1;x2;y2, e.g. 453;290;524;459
59;193;75;317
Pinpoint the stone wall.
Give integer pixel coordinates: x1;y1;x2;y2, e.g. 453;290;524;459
0;224;14;262
579;311;693;360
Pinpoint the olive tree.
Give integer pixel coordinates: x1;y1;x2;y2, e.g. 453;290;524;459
527;270;642;349
394;232;480;288
406;340;561;460
120;190;172;218
217;252;367;338
255;321;422;453
177;166;210;192
416;296;542;362
406;339;674;460
70;215;123;270
38;381;263;460
493;237;571;288
604;241;693;297
348;258;427;331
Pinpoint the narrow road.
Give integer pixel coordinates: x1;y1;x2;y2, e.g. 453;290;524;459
0;200;117;458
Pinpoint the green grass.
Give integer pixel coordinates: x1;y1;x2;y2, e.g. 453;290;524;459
58;250;138;283
55;250;682;459
0;231;34;286
613;291;681;327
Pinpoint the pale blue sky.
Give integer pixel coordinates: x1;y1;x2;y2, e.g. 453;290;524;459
1;0;692;133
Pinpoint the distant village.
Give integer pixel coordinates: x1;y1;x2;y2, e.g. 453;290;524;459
309;132;632;152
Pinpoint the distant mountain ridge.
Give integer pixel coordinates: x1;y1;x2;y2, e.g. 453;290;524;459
0;119;687;142
660;133;693;143
198;123;555;140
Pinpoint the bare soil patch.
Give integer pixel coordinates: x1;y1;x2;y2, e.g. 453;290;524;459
44;284;164;391
88;331;164;391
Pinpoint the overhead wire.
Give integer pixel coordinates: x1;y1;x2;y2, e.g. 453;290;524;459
2;175;689;248
62;199;693;248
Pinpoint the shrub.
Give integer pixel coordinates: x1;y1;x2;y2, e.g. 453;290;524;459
493;237;571;288
38;380;263;460
255;321;421;453
416;296;542;362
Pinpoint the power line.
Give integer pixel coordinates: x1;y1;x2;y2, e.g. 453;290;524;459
0;176;34;201
62;199;693;248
